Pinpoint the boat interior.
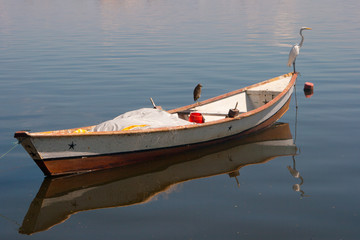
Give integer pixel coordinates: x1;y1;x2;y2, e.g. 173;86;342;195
42;86;285;135
177;88;283;122
33;76;291;134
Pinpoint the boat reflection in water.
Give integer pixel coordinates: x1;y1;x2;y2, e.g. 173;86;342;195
20;122;297;235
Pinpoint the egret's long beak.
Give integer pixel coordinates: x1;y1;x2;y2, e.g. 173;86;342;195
305;27;312;30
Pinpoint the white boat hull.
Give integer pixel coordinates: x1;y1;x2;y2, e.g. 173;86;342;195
15;73;297;175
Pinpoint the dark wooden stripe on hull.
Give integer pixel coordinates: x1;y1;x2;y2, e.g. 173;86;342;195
38;97;292;176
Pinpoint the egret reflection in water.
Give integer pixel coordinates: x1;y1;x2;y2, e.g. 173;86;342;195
287;156;309;197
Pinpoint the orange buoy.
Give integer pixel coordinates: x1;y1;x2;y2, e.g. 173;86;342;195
304;82;314;98
304;89;314;98
304;82;314;91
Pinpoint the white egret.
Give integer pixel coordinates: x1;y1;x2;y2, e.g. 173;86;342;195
287;27;312;73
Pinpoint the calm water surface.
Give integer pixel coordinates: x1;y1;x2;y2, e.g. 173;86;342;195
0;0;359;239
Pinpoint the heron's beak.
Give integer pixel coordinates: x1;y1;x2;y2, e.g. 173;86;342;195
305;27;312;30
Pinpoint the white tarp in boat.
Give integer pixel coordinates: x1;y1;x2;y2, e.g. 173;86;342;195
90;108;192;132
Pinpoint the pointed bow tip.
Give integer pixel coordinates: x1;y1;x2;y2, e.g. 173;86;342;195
14;131;30;139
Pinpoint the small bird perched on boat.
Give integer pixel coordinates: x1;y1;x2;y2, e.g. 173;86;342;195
287;27;312;73
193;83;202;102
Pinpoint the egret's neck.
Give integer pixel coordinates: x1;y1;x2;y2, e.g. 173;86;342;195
299;30;305;47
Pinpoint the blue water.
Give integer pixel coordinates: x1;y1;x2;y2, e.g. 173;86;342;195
1;0;359;239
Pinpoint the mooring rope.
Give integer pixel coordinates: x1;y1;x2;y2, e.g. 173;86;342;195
0;212;20;227
294;82;298;145
0;142;19;160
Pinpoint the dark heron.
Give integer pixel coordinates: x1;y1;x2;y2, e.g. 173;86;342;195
193;84;202;102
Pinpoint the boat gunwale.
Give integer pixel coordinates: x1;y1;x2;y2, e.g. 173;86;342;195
15;73;297;138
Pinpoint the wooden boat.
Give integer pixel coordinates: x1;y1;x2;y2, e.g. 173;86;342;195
14;72;297;176
19;123;297;234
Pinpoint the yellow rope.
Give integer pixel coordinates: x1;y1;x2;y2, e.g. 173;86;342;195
122;125;149;131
